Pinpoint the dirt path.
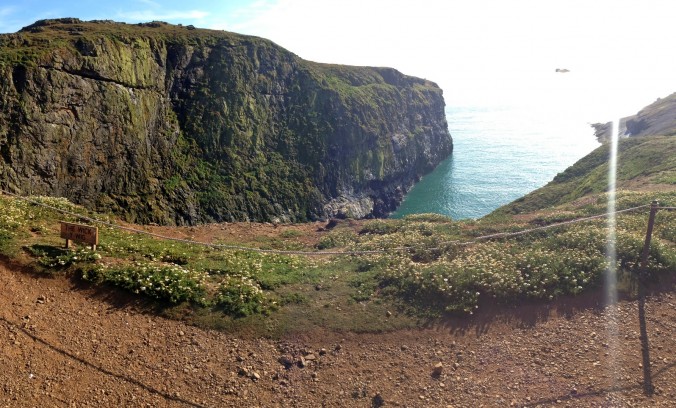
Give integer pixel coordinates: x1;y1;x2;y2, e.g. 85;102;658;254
1;262;675;407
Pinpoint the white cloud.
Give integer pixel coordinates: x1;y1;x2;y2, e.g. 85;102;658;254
204;0;676;111
117;9;209;23
136;0;161;7
0;6;17;17
0;6;21;33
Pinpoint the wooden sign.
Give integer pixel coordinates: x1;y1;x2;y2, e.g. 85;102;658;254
60;222;98;250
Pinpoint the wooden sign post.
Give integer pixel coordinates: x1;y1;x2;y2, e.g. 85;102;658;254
60;222;99;250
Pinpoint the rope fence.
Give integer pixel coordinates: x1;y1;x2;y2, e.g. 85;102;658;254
438;204;651;246
0;189;384;256
0;189;661;257
418;204;654;251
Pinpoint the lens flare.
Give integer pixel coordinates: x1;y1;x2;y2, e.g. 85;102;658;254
604;118;620;385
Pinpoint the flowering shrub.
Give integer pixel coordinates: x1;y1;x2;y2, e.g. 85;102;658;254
0;199;27;230
317;229;358;249
214;275;268;317
207;251;264;276
402;213;453;223
28;195;86;213
36;247;102;268
206;251;290;316
160;251;190;265
660;224;676;243
657;211;675;242
372;213;675;314
379;239;608;313
82;262;207;304
0;196;29;252
360;220;403;235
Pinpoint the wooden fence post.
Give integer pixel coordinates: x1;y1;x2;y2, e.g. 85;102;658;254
638;201;659;279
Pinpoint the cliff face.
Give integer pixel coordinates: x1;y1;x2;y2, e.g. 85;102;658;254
592;92;676;142
0;19;452;225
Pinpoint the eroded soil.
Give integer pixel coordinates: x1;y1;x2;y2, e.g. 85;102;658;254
1;258;675;407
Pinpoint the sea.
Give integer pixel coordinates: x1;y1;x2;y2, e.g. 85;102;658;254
389;59;676;221
391;104;603;220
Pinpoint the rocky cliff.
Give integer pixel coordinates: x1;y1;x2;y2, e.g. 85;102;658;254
592;92;676;142
0;19;452;225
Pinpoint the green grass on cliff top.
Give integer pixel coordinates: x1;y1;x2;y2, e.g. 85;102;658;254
0;19;278;66
0;18;439;89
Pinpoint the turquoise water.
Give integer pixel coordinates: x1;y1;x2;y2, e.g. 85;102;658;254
392;105;601;219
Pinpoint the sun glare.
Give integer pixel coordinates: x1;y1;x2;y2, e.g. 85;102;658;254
604;118;620;386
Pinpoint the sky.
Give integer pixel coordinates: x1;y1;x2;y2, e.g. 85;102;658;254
1;0;675;119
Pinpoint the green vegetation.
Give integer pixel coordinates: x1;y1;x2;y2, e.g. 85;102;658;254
369;193;675;314
497;136;676;214
0;18;451;225
0;183;673;334
83;262;206;304
0;19;672;332
0;192;419;334
0;195;308;320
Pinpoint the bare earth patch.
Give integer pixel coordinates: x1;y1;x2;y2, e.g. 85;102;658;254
123;220;333;249
1;260;675;407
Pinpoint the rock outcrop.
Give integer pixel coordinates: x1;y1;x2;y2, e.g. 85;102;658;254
0;19;452;225
591;92;676;142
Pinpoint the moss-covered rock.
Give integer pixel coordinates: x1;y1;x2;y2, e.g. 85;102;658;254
0;18;452;225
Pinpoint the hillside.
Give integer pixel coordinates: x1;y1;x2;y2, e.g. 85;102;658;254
0;179;674;407
0;87;675;405
593;92;676;142
0;18;452;225
493;135;676;215
497;87;676;216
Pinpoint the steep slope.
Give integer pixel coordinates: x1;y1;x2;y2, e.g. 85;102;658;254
592;92;676;142
494;135;676;215
495;91;676;216
0;18;452;225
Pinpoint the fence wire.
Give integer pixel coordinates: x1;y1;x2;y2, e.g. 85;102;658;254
0;189;656;256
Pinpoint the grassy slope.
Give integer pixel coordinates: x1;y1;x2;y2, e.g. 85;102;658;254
492;135;676;216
